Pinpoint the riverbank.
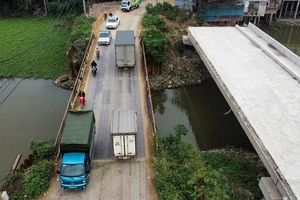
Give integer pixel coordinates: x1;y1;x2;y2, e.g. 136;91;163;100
149;48;211;91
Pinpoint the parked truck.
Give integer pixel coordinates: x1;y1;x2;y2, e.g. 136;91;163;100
111;109;137;159
57;110;96;190
120;0;141;12
115;30;136;68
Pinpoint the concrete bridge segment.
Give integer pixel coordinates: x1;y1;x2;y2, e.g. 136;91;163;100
184;23;300;199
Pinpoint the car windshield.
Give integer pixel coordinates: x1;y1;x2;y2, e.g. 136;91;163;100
108;18;116;23
100;33;109;37
60;164;85;177
121;2;127;6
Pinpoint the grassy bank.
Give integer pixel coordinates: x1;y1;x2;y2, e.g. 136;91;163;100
0;17;72;79
152;125;267;200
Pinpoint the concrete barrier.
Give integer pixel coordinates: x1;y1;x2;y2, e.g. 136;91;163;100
235;23;300;82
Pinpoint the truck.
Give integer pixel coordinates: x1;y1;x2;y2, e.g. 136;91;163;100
57;110;96;190
111;109;137;159
115;30;136;68
120;0;141;12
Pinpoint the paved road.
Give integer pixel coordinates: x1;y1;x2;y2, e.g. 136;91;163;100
41;2;157;200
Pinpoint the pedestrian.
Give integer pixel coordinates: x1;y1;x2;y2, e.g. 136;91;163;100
82;91;85;102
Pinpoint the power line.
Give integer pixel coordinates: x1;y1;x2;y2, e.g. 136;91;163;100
0;0;77;106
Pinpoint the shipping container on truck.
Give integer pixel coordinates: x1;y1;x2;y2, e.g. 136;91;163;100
115;30;136;68
111;109;137;159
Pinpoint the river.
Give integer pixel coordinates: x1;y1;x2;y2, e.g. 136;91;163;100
153;24;300;150
0;78;70;183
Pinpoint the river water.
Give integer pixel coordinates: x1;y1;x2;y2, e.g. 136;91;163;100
153;25;300;150
0;78;70;183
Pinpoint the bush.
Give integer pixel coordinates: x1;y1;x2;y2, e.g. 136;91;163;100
142;14;167;32
71;16;95;42
24;160;54;199
6;172;23;184
153;125;264;199
142;28;169;65
29;139;54;160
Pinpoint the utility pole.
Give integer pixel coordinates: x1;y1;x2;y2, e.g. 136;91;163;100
83;0;87;17
43;0;48;15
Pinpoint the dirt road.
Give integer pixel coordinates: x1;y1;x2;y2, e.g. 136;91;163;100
40;1;160;199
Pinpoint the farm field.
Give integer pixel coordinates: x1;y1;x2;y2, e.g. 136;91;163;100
0;17;71;79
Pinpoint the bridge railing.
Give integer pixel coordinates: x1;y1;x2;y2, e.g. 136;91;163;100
54;33;95;157
140;37;157;135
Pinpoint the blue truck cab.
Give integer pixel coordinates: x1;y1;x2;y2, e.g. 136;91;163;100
57;110;95;190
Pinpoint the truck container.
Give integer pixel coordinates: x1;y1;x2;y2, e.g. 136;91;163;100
111;109;137;159
115;30;136;68
57;110;96;190
120;0;141;12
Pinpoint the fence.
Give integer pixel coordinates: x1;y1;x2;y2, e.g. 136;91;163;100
54;33;95;157
140;37;157;134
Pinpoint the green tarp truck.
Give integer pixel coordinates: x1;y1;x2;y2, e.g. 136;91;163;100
57;110;96;190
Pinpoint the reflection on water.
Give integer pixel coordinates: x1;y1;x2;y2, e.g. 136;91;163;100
0;78;70;182
152;79;253;151
261;25;300;56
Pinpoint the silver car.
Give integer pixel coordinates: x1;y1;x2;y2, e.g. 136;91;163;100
106;16;120;29
98;30;112;45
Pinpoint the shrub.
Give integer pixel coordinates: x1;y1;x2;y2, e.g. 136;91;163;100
142;14;167;32
6;172;23;184
24;160;54;199
142;28;169;65
29;139;54;160
71;16;95;42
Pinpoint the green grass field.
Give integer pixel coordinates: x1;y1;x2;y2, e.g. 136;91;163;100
0;17;72;79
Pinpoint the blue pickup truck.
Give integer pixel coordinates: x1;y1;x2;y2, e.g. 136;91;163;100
57;110;96;190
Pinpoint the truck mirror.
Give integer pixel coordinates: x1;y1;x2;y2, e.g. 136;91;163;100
56;170;60;174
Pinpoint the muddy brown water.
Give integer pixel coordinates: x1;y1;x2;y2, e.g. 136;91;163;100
0;78;70;185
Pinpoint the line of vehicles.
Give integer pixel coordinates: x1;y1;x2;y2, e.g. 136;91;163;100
57;109;138;190
57;4;139;190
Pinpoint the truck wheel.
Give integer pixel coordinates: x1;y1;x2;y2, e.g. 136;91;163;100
137;5;139;8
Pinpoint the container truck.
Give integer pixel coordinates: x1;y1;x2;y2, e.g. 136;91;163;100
115;30;136;68
57;110;96;190
120;0;141;12
111;109;137;159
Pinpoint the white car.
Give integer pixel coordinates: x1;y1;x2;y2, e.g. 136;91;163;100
98;30;112;45
106;16;120;29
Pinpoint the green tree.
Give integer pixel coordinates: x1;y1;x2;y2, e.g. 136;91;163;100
142;28;169;65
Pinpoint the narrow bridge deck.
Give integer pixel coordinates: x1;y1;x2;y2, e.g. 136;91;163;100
188;24;300;199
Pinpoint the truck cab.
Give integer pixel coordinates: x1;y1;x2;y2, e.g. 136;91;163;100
59;152;91;190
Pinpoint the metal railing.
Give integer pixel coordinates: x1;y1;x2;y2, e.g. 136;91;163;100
140;37;157;134
54;33;95;157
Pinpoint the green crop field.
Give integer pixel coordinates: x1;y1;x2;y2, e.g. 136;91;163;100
0;17;72;79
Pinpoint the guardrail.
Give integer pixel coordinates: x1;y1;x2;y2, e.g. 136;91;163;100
140;37;157;134
54;33;95;157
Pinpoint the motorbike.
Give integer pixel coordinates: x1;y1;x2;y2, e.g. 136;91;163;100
92;66;97;77
104;13;107;20
96;51;100;60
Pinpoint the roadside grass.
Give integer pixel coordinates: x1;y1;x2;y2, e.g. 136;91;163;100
153;125;266;199
0;17;71;79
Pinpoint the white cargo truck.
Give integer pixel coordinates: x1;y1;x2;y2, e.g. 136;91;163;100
115;30;136;68
111;109;137;159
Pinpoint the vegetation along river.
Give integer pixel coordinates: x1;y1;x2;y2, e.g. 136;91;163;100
153;24;300;150
0;78;70;184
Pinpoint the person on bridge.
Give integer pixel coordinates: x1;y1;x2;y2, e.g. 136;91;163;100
91;60;97;68
96;48;100;59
